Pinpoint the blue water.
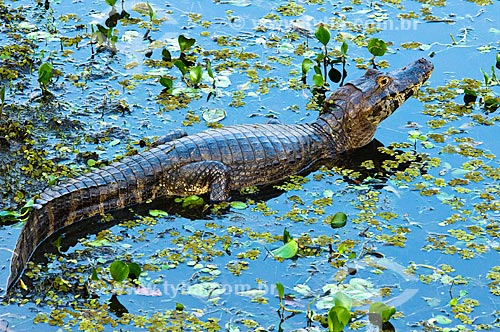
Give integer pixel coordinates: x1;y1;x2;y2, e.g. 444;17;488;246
1;0;499;331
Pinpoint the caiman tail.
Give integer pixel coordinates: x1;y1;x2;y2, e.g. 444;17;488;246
6;145;175;291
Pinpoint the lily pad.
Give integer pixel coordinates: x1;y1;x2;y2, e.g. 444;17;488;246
202;109;226;123
272;239;298;259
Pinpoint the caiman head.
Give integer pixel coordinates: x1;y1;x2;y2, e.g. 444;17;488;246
315;58;433;152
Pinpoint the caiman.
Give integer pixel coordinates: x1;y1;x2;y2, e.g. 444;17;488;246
5;58;433;293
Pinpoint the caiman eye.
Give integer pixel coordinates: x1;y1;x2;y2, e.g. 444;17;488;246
377;76;392;88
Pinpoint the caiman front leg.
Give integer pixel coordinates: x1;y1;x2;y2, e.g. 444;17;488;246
173;161;231;201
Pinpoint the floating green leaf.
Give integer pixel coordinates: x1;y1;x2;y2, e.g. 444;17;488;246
315;25;330;46
110;260;129;282
230;201;247;210
178;35;196;52
106;0;118;6
202;108;226;122
149;209;169;217
175;302;184;311
434;315;452;325
367;38;387;57
272;239;298;259
175;195;204;208
327;212;347;228
369;302;396;323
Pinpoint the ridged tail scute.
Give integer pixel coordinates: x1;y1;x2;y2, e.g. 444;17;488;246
5;148;169;293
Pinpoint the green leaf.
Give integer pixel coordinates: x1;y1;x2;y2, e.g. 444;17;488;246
496;52;500;69
146;1;155;21
369;302;396;322
0;210;20;223
175;302;184;311
334;292;352;311
315;25;330;46
312;73;324;87
91;268;100;280
283;228;293;244
202;108;226;122
189;66;203;85
19;198;34;219
106;0;118;6
341;41;348;57
480;68;490;86
449;297;458;306
174;59;188;76
230;201;247;210
207;59;214;79
328;212;347;228
301;58;314;75
0;85;5;103
127;262;142;279
52;235;62;253
176;195;204;208
110;260;129;282
96;23;108;35
328;305;351;332
434;315;452;324
276;282;284;301
87;159;96;167
178;34;196;52
38;62;54;86
149;209;169;217
272;239;298;259
109;139;120;147
463;88;477;104
367;38;387;57
159;77;173;90
161;48;172;61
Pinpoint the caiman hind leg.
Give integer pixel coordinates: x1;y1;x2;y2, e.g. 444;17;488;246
173;161;231;202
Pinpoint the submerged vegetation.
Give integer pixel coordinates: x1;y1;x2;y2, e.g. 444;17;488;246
0;0;499;331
